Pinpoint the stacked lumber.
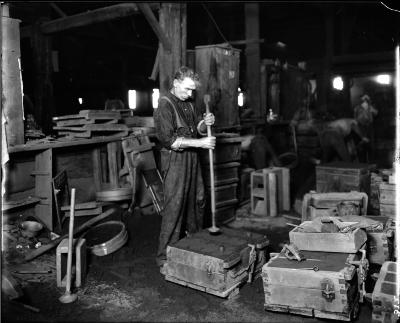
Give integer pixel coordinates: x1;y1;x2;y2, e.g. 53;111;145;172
121;116;155;135
53;110;129;138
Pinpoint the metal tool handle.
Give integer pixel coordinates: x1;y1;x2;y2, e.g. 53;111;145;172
65;188;76;293
204;95;217;229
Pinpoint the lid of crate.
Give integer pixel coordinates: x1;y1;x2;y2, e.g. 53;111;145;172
317;161;370;170
267;250;356;273
170;228;268;267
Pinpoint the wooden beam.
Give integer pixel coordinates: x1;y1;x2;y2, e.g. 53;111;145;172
149;46;160;81
40;3;159;34
245;3;262;117
32;18;54;133
137;3;171;52
219;38;264;46
49;3;67;18
159;4;186;95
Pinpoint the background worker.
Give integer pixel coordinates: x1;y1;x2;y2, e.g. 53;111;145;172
353;93;378;162
153;66;216;271
315;118;369;163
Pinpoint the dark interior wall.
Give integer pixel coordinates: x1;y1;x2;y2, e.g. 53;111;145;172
10;2;400;128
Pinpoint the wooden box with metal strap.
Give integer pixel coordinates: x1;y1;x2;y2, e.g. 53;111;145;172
262;246;369;321
163;227;269;298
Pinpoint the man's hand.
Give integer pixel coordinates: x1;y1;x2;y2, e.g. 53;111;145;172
203;113;215;126
198;136;216;149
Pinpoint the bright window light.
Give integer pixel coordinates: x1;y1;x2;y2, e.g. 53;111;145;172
128;90;137;109
332;76;344;91
78;98;83;105
376;74;391;85
238;92;244;107
152;88;160;109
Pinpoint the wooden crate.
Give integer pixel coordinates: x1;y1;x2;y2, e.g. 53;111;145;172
372;261;398;323
239;167;255;202
203;162;240;186
379;183;395;219
365;216;396;265
195;45;241;129
165;228;269;298
261;167;290;212
214;203;236;225
200;136;242;165
251;171;277;217
301;191;368;222
316;162;371;195
289;221;367;253
262;250;363;321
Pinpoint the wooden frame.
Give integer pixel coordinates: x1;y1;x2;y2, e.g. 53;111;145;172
52;170;70;232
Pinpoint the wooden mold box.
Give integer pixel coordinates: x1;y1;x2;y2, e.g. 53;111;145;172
371;261;398;323
164;228;269;298
365;216;396;265
289;221;367;253
316;162;371;195
262;250;362;321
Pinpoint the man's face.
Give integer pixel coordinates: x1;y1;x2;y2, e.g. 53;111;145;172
173;77;196;101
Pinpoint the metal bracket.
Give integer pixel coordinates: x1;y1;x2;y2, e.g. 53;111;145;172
321;278;335;302
348;249;369;303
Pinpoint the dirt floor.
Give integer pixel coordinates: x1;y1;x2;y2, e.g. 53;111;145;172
2;203;375;323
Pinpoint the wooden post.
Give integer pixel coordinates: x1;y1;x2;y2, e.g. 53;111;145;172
159;3;186;95
1;10;24;146
245;3;261;117
34;148;53;230
317;8;334;112
31;18;54;134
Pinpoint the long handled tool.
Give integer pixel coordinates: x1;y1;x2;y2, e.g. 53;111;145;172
59;188;78;304
203;94;220;235
23;208;116;262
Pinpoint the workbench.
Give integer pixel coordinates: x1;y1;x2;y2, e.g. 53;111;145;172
6;135;127;231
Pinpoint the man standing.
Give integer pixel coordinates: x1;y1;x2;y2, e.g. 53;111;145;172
154;66;216;271
353;94;378;162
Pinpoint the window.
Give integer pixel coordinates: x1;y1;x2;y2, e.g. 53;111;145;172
128;90;137;109
152;89;160;109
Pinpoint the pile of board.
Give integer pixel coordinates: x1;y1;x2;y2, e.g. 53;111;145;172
53;110;129;138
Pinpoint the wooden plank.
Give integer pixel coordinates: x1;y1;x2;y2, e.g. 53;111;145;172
8;135;125;154
159;3;185;95
60;201;99;211
53;126;88;132
289;223;367;253
84;123;128;131
2;16;24;145
263;284;351;316
64;206;102;217
2;196;41;211
245;3;261;117
52;114;84;121
55;119;95;126
107;142;119;187
79;110;121;120
40;4;159;34
92;148;102;191
34;149;53;230
32;19;54;134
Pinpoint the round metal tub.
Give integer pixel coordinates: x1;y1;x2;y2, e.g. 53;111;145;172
83;221;128;256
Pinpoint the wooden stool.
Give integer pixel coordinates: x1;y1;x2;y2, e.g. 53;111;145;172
250;170;277;217
56;238;86;288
